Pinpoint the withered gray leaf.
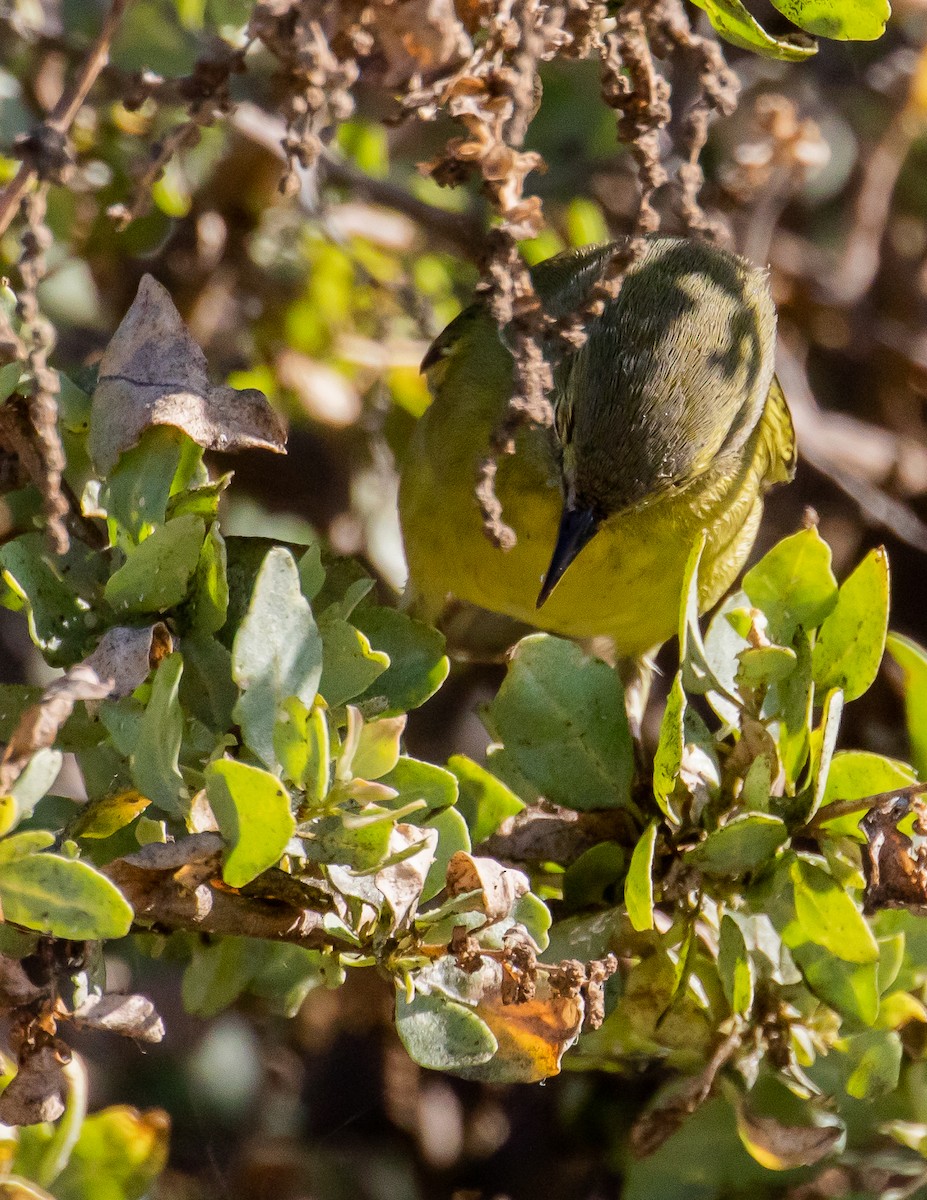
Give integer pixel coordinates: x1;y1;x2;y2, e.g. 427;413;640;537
71;992;165;1043
82;623;173;700
0;1046;67;1126
91;275;287;473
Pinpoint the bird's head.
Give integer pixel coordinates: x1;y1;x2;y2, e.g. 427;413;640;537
536;238;777;609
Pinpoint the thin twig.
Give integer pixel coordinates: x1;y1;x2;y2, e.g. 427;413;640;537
777;340;927;553
232;104;488;261
0;0;130;240
802;782;927;835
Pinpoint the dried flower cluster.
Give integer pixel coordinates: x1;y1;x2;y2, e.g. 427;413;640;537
0;0;743;552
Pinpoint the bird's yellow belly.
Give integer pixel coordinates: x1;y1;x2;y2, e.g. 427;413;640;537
401;419;764;657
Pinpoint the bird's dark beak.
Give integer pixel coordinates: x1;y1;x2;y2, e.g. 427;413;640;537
536;503;601;608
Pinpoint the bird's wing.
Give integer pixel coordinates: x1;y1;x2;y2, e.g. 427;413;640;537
761;374;798;487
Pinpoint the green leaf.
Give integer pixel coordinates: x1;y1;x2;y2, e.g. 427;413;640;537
770;0;889;39
298;543;325;602
182;936;252;1017
205;759;296;887
790;857;878;964
318;618;389;708
690;0;818;57
653;672;685;820
130;653;188;818
352;607;449;717
381;757;459;813
104;514;206;615
818;751;916;838
513;891;552;951
187;523;229;635
0;853;132;939
448;755;524;843
232;548;323;768
351;715;405;781
843;1030;902;1100
100;426;186;544
625;820;658;932
50;1103;169;1200
0;830;55;865
0;534;104;666
743;528;838;643
774;628;814;785
0;362;22;402
812;548;889;702
887;633;927;778
5;748;64;830
689;814;788;877
483;634;635;813
396;990;497;1070
718;913;754;1016
805;687;844;821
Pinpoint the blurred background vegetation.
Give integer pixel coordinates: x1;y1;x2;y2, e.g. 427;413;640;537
3;0;927;1194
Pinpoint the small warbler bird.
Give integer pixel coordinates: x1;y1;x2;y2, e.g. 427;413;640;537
399;237;795;658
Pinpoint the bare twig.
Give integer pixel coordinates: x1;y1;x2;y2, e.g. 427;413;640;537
776;341;927;553
232;104;488;260
104;857;355;952
802;782;927;835
0;0;130;240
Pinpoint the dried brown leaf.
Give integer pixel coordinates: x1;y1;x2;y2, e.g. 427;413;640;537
90;275;287;473
376;0;472;85
446;851;529;920
862;796;927;913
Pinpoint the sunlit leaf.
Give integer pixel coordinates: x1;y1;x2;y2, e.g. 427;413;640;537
812;548;889;702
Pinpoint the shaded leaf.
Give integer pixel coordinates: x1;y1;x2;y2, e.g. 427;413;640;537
318;617;389;708
130;653;188;818
483;635;635;813
353;607;449;717
689;814;788;878
232;548;323;767
104;514;205;615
